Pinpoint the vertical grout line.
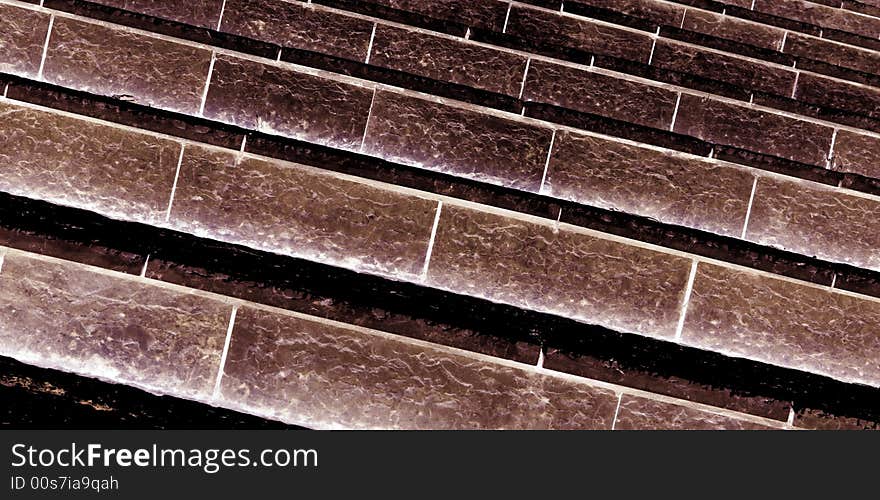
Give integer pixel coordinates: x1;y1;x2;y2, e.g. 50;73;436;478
750;0;756;9
0;252;5;275
360;88;378;152
826;129;839;169
216;0;227;31
364;23;377;64
140;254;150;278
212;305;238;400
239;135;247;153
790;71;800;99
198;52;216;117
37;15;55;81
538;130;557;194
786;407;795;427
518;58;531;100
610;393;623;430
749;93;754;104
780;31;789;52
674;260;699;341
536;347;545;368
420;201;443;280
708;146;714;159
464;27;471;40
589;55;595;67
830;273;837;289
669;92;682;131
502;1;512;33
680;9;687;29
741;177;759;239
276;47;282;61
646;27;659;65
165;144;186;222
1;83;7;98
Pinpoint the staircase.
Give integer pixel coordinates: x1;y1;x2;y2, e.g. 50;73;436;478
0;0;879;429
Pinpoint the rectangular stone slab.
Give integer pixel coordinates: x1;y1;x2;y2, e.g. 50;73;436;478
167;144;439;279
568;0;685;27
89;0;225;29
425;204;694;339
651;40;798;96
217;305;620;429
0;251;232;401
681;9;786;51
681;262;880;387
745;175;880;272
369;24;529;96
505;4;653;63
832;129;880;178
0;3;51;79
544;130;755;237
522;60;679;129
203;54;374;150
362;91;554;191
795;72;880;119
219;0;374;60
673;94;834;166
783;32;880;78
42;17;213;115
755;0;880;39
0;100;180;224
354;0;510;32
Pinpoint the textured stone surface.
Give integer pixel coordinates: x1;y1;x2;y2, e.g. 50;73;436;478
794;409;879;430
651;40;797;96
0;252;231;401
360;0;509;31
673;94;834;166
370;24;528;96
218;306;620;429
0;3;51;78
203;55;374;150
169;145;438;279
545;131;755;237
569;0;685;27
832;130;880;179
681;9;786;51
220;0;374;60
681;262;880;387
362;91;554;191
0;101;179;224
755;0;880;39
522;61;678;129
746;176;880;271
506;4;653;63
42;18;213;115
426;204;693;338
613;394;779;430
90;0;225;28
784;32;880;77
795;72;880;119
